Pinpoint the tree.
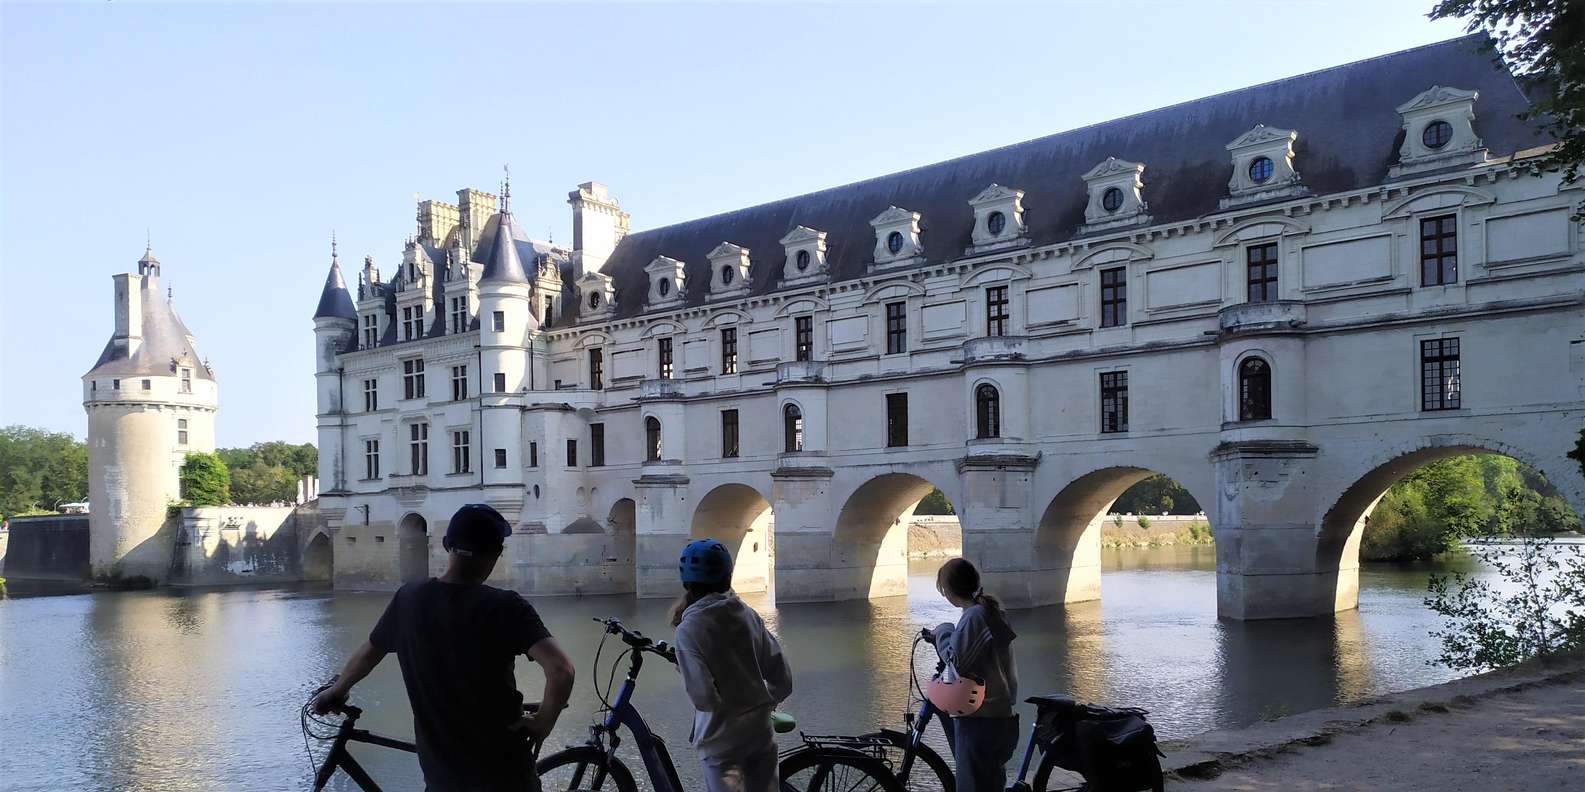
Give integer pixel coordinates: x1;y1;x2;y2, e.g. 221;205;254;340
914;488;955;516
180;452;231;506
0;426;87;519
1110;475;1201;515
1430;0;1585;183
1569;427;1585;479
216;441;317;504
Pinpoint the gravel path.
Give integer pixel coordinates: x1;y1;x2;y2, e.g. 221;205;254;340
1169;673;1585;790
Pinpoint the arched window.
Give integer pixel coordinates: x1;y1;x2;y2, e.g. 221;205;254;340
1239;358;1272;421
783;404;804;453
645;416;662;461
975;384;1000;439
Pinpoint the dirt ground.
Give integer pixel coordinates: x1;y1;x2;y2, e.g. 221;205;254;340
1169;674;1585;790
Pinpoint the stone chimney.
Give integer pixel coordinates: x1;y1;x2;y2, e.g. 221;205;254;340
457;188;499;250
112;272;144;357
568;181;629;274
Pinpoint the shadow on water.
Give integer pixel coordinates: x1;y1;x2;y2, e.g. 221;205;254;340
0;547;1484;791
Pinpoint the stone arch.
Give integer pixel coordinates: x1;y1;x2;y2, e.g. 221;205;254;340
1318;434;1584;613
397;512;429;583
690;483;774;594
831;471;958;600
302;529;333;582
1034;465;1215;605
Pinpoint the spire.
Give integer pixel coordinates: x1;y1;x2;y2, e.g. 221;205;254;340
314;235;358;320
138;237;160;277
477;211;529;284
502;163;512;213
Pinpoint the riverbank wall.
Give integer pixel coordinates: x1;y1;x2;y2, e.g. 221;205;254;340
903;514;1212;560
1;515;90;580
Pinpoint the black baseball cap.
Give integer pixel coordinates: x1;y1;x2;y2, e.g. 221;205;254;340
444;504;511;554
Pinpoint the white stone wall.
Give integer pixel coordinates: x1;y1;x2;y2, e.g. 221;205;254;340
316;155;1585;619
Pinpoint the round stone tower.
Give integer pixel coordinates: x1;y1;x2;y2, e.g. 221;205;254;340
82;246;218;580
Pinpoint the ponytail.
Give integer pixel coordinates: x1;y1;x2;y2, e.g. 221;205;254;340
669;580;730;627
936;557;1007;622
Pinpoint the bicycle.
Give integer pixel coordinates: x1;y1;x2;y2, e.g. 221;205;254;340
537;616;904;792
301;679;541;791
792;630;1163;792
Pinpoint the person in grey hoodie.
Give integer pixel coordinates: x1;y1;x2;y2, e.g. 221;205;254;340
669;538;793;792
930;557;1019;792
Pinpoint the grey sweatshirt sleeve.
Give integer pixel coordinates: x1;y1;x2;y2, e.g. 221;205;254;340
944;607;994;675
674;623;725;712
758;618;793;704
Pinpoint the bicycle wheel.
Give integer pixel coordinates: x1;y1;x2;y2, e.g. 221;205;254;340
856;731;954;792
780;746;907;792
537;745;639;792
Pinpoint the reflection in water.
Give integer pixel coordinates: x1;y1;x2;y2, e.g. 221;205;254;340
0;547;1481;792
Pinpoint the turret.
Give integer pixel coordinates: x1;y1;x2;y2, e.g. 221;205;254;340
83;244;218;581
473;176;533;497
313;238;358;491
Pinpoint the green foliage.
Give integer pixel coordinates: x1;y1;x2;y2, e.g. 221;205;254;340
1111;474;1202;515
1569;427;1585;480
0;425;87;520
1186;521;1213;543
216;441;316;504
914;488;955;516
179;452;231;506
1431;0;1585;185
1363;455;1580;562
1426;523;1585;671
1136;514;1151;530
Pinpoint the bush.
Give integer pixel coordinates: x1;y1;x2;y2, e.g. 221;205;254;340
914;488;955;516
180;452;231;506
1136;514;1151;530
1426;521;1585;671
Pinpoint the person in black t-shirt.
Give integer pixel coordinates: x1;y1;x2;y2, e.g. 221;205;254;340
312;504;575;791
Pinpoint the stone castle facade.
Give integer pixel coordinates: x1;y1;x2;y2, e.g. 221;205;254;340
310;35;1585;619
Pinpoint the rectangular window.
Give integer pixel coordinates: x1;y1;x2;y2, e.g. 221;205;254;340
362;314;379;348
1246;243;1279;303
450;365;468;401
886;392;908;447
494;448;507;469
1100;371;1129;433
141;379;151;390
885;301;907;354
658;337;674;379
492;310;505;333
112;379;121;390
493;372;507;393
401;306;415;341
177;418;189;446
590;423;606;467
721;409;740;458
365;439;380;479
451;430;470;474
1100;267;1127;328
986;286;1009;336
543;297;555;328
409;422;429;475
529;441;538;468
180;368;192;393
566;439;578;468
589;348;604;390
721;328;738;374
451;296;468;334
403;359;426;399
363;378;378;412
1420;215;1458;286
795;316;813;362
1421;338;1462;411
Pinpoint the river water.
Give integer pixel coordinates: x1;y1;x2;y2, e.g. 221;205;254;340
0;546;1479;791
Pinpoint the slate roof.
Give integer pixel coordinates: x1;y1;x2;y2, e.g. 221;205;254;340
87;273;214;381
313;257;357;320
595;33;1538;319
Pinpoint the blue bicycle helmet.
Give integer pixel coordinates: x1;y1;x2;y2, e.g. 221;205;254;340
679;538;734;586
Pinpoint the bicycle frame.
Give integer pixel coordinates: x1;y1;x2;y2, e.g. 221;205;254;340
311;705;417;792
590;646;686;792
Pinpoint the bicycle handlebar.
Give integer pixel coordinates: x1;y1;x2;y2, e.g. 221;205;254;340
594;617;678;664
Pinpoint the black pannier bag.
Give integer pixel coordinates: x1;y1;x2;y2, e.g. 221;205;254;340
1033;698;1164;792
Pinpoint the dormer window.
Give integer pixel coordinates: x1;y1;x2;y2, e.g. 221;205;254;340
1423;120;1453;149
706;242;750;298
721;266;734;285
780;226;828;284
658;278;672;297
1080;158;1149;234
1390;86;1486;178
869;206;923;270
967;184;1027;255
575;271;616;321
1248;156;1274;183
1101;188;1124;213
644;256;686;309
589;291;601;309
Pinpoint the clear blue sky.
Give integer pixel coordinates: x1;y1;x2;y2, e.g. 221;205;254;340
0;1;1469;447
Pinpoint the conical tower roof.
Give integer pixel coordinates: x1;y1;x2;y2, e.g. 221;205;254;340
313;246;357;320
475;210;530;284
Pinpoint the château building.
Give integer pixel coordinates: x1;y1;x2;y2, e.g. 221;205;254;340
311;35;1585;619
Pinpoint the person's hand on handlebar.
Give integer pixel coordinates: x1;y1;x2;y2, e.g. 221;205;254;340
510;702;556;744
310;678;350;715
919;627;936;645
